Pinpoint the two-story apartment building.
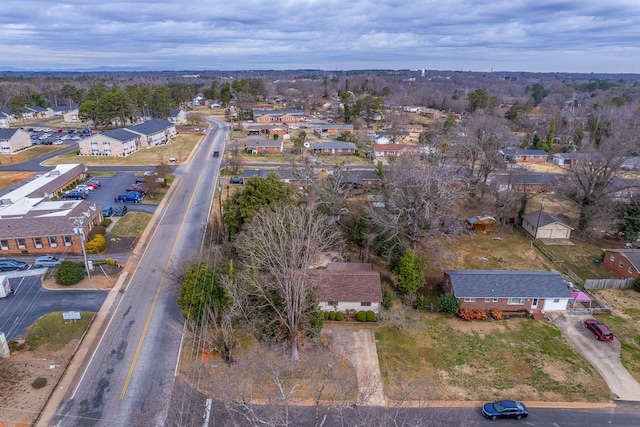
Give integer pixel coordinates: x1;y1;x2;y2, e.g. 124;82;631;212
0;128;31;154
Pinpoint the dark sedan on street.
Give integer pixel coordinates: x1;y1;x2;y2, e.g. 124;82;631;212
481;400;528;420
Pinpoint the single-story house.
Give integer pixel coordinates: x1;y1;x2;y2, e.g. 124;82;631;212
253;109;305;123
552;152;604;166
308;262;383;314
490;173;558;193
241;169;299;184
602;249;640;279
443;270;572;315
242;122;289;137
499;148;548;163
50;105;80;123
0;128;31;153
312;124;354;139
337;170;382;192
243;139;284;155
466;215;498;232
22;106;51;119
522;210;573;240
312;141;357;156
168;108;187;125
373;143;420;158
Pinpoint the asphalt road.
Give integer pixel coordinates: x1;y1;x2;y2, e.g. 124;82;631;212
51;118;227;426
0;275;106;340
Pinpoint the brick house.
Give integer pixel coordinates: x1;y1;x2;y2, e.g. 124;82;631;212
311;141;357;156
443;270;571;316
602;249;640;279
253;109;305;123
522;210;573;240
308;262;383;314
490;173;558;194
373;143;420;158
311;124;354;139
499;148;548;163
0;128;31;153
243;139;284;154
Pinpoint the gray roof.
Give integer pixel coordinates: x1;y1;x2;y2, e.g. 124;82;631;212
100;128;140;142
338;170;381;185
444;270;571;299
127;118;174;135
0;128;18;139
169;108;182;117
312;142;357;150
242;169;297;181
500;148;547;156
604;249;640;271
253;108;304;117
522;210;570;228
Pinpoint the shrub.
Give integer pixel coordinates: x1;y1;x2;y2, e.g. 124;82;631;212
56;261;85;286
335;311;344;321
356;311;367;322
329;311;336;320
88;225;107;240
85;234;107;254
101;218;112;227
345;309;357;316
31;377;47;389
105;258;121;266
414;295;429;310
458;307;473;321
438;293;460;314
473;309;488;321
323;311;330;320
381;283;394;309
490;309;503;320
366;310;376;322
634;277;640;293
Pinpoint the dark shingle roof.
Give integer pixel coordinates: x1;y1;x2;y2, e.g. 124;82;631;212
444;270;571;299
100;128;139;142
312;142;357;150
127;118;174;135
309;264;382;302
522;210;569;228
0;128;18;139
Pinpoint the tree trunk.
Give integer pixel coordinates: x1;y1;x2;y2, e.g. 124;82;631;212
290;337;299;361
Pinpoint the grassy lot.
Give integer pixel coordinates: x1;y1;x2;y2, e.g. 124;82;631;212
0;171;35;190
0;145;64;165
42;134;201;167
540;240;613;280
593;288;640;382
375;309;610;402
26;311;94;351
110;212;151;237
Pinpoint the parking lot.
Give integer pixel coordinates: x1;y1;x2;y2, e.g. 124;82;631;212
27;126;91;146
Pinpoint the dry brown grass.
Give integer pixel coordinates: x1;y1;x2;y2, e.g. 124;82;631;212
0;171;34;190
0;145;62;165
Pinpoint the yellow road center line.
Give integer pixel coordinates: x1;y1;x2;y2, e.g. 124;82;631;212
120;173;203;399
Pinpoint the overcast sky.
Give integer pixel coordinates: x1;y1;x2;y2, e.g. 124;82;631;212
1;0;640;73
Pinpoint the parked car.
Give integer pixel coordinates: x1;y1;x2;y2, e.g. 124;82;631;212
114;205;128;216
74;185;94;192
84;182;99;189
102;206;114;217
116;192;143;203
229;176;243;184
0;259;28;271
63;191;86;200
86;179;101;187
135;176;146;183
126;183;148;194
33;255;64;268
481;400;528;421
584;318;614;341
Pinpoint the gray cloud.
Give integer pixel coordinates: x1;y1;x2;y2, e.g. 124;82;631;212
0;0;639;72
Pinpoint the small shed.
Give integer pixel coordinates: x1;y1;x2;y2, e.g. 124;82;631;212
466;215;498;232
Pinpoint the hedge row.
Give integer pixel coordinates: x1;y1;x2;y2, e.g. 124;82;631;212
458;308;503;321
322;310;377;322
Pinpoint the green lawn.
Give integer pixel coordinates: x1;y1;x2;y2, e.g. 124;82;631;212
375;310;610;402
26;311;94;351
541;240;613;280
110;212;151;237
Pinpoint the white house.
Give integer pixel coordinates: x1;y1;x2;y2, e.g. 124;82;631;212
522;210;573;240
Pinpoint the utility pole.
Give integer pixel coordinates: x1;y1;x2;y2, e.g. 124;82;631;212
71;216;91;279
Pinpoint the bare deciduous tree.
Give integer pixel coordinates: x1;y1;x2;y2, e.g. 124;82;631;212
236;202;343;360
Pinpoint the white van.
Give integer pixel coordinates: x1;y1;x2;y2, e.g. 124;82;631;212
0;275;13;298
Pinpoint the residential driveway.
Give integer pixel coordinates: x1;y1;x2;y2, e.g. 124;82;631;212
549;312;640;401
326;326;386;406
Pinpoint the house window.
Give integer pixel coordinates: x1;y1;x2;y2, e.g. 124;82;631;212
553;299;560;303
49;236;57;247
361;302;371;307
64;235;72;246
485;298;491;302
508;298;524;305
327;301;338;307
34;237;43;248
619;261;624;268
493;298;499;302
0;239;8;250
629;267;633;274
464;298;476;302
610;255;615;262
17;238;26;249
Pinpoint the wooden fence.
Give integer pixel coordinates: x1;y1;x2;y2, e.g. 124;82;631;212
584;278;635;289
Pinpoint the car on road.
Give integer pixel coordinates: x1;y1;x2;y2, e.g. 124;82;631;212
33;255;64;268
585;318;614;341
229;176;243;184
62;191;86;200
213;151;220;157
114;205;128;216
481;400;528;420
0;259;28;271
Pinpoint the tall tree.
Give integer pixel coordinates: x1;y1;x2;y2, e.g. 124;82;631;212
394;249;428;294
150;86;174;119
236;202;343;360
466;88;489;113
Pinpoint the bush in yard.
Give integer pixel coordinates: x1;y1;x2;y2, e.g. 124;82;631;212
329;311;336;320
85;234;106;254
324;311;330;320
31;377;47;389
414;295;429;310
634;276;640;293
381;283;394;309
56;261;85;286
88;225;107;239
366;310;376;322
438;293;460;314
472;309;488;321
356;311;367;322
490;309;503;320
335;311;344;321
101;218;112;227
458;307;473;321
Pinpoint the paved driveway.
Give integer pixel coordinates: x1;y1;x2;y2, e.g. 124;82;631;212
549;312;640;401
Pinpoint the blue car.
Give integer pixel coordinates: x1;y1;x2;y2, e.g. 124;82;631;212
482;400;528;420
116;191;143;203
